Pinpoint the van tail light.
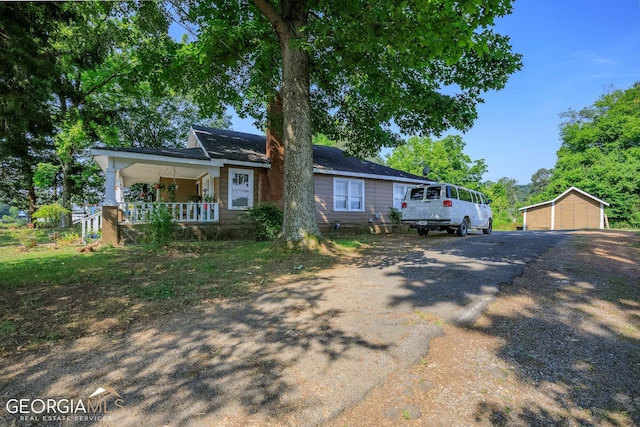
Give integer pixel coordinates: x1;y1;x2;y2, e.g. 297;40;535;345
443;200;453;207
401;202;408;209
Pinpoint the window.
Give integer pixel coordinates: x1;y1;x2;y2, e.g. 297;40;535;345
393;184;411;209
426;186;441;200
446;186;458;199
458;188;472;202
334;178;364;211
228;168;254;210
410;188;425;200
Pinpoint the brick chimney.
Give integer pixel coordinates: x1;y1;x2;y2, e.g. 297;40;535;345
261;95;285;204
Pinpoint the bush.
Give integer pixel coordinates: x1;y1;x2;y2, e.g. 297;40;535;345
243;203;283;241
389;207;402;225
8;227;38;250
143;204;175;247
31;203;69;227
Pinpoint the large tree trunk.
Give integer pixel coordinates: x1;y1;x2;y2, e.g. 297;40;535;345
279;37;320;242
255;0;320;243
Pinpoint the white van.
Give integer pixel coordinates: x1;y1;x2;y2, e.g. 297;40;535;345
401;183;492;236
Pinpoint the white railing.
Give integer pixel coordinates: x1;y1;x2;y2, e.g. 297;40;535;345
118;202;219;224
73;211;103;244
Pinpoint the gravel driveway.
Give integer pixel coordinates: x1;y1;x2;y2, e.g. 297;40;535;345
2;230;620;426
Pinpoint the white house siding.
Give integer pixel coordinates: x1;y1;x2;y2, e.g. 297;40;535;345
314;174;397;231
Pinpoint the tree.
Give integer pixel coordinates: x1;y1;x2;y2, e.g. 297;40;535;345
528;167;552;200
385;135;488;188
546;83;640;227
481;177;521;228
0;2;68;214
172;0;522;244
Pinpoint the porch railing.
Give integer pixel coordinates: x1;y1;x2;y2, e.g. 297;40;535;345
72;211;103;244
118;202;219;224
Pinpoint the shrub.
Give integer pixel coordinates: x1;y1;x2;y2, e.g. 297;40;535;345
8;227;38;250
31;203;69;227
389;207;402;225
243;202;283;241
143;204;175;247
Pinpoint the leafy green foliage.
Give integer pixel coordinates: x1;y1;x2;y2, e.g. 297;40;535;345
7;227;39;250
143;204;175;248
31;203;70;227
385;135;488;188
389;207;402;225
544;83;640;228
33;163;61;190
482;178;518;229
243;203;283;241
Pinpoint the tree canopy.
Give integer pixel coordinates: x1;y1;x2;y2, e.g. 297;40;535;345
173;0;522;242
384;135;488;188
0;2;226;218
544;83;640;227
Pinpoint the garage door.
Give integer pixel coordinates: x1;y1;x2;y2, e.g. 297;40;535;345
557;203;591;230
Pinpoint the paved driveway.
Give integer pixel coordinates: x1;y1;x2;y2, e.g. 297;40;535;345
2;231;568;426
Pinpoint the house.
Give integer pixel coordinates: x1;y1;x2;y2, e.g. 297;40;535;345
91;126;429;243
518;186;609;231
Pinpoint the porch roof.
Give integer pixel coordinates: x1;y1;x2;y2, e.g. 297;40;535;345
92;147;223;187
95;146;210;160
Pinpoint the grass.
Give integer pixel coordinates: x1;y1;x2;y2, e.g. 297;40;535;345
0;228;369;356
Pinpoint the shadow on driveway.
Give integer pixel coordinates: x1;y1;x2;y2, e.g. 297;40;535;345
1;231;569;426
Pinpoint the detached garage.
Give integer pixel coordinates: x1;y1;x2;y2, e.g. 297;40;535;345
519;186;610;231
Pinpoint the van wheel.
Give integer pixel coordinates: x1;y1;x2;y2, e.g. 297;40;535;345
456;219;468;237
483;219;493;235
417;227;429;236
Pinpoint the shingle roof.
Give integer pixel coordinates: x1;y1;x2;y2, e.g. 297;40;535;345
312;145;427;181
95;126;428;183
191;125;269;164
193;126;427;182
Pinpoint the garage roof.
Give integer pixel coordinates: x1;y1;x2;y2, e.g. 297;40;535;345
519;186;610;211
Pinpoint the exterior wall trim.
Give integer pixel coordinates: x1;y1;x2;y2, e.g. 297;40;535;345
313;168;429;185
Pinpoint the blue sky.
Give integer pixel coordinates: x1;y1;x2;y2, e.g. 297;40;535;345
212;0;640;184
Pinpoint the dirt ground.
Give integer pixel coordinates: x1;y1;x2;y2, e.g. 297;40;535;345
331;230;640;426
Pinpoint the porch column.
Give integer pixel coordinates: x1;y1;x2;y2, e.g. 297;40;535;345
104;157;117;206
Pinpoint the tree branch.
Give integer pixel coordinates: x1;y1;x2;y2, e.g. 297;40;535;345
83;71;123;99
253;0;290;42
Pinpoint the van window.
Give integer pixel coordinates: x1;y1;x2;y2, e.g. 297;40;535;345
458;188;472;202
446;186;458;199
410;188;424;200
479;194;487;204
426;186;441;200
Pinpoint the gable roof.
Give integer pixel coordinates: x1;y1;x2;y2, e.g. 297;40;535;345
191;125;269;165
518;186;610;211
